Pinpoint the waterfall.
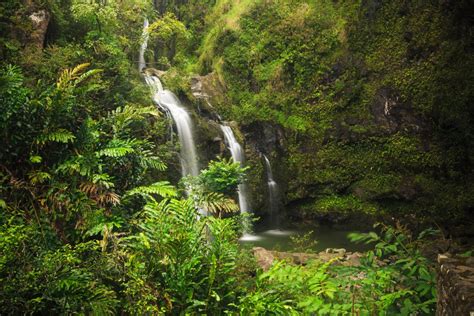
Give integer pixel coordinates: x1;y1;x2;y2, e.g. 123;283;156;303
220;125;249;213
263;155;280;225
155;90;199;177
138;18;149;72
139;19;199;178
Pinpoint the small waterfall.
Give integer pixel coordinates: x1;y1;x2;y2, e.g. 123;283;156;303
220;125;249;213
263;155;280;226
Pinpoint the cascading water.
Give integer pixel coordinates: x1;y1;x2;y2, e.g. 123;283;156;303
139;19;199;178
220;125;249;213
263;155;280;226
240;154;282;242
138;18;149;72
155;90;199;177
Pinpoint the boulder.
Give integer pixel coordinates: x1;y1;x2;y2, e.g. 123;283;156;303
252;247;274;271
252;247;363;270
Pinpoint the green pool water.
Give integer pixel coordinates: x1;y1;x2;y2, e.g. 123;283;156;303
239;224;373;253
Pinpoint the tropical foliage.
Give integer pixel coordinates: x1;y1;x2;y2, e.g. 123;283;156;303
1;0;471;314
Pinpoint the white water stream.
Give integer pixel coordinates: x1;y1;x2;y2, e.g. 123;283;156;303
263;155;280;225
220;125;249;213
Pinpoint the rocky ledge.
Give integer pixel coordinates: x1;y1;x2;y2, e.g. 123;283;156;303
252;247;363;271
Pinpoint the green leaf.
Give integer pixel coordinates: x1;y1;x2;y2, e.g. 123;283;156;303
29;155;42;163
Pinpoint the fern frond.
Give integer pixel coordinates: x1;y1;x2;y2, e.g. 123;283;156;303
197;192;239;215
80;182;100;196
56;63;102;90
125;181;177;200
36;129;76;145
96;147;135;158
71;62;91;76
57;63;91;89
28;171;51;185
91;173;115;189
139;155;166;171
108;105;160;132
74;68;103;86
96;192;121;206
57;68;73;89
56;154;97;177
157;198;199;227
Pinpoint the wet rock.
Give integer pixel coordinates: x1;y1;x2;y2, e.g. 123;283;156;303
189;73;226;103
371;87;426;134
325;248;347;256
190;76;209;99
436;253;474;315
143;68;166;78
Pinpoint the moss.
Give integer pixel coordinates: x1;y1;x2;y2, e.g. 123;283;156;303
164;0;474;225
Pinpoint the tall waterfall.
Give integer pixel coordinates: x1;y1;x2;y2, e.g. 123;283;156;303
220;125;249;213
263;155;280;225
139;19;199;178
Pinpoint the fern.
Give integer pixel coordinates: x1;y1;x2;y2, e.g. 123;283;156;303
36;129;76;145
108;105;160;125
56;63;102;90
196;191;239;215
125;181;177;200
139;155;166;171
28;171;52;185
96;138;137;158
56;154;98;177
96;146;135;158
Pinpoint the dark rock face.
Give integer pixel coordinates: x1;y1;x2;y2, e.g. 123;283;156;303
437;254;474;315
371;87;426;134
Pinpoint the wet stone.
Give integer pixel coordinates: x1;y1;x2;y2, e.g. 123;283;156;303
436;253;474;315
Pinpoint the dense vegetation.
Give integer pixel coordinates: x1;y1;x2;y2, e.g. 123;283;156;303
0;0;472;314
191;0;474;230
